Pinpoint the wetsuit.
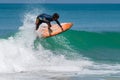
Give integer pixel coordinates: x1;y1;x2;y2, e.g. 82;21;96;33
36;13;62;30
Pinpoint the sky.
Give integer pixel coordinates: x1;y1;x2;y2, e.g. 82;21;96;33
0;0;120;3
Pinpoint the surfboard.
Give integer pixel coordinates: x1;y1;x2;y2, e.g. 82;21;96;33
37;23;73;38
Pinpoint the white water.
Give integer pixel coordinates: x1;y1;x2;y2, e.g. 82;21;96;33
0;12;120;75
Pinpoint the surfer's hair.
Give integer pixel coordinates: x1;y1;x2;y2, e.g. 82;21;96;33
53;13;59;19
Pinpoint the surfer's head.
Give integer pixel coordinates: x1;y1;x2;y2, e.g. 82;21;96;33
53;13;59;20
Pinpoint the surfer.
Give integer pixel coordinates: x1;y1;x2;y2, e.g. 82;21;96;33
35;13;63;33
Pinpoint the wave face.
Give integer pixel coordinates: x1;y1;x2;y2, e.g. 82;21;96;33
46;30;120;62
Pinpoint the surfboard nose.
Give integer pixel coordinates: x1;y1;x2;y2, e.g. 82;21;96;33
64;22;73;28
69;23;73;27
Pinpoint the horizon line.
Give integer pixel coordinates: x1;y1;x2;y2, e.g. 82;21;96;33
0;2;120;4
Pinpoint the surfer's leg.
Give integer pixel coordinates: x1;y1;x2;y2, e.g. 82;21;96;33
36;21;42;30
47;23;52;36
48;27;52;36
36;18;40;30
36;24;39;30
36;22;40;30
48;26;52;32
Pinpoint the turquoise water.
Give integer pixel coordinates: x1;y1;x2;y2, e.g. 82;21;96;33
0;4;120;78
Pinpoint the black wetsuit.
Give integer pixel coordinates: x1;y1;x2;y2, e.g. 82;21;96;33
36;13;61;30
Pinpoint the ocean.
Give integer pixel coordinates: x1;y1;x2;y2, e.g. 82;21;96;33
0;3;120;80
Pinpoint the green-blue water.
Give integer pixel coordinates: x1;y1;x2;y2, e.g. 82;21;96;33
40;30;120;63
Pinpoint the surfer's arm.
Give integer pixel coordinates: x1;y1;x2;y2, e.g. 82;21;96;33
56;20;62;27
56;20;63;30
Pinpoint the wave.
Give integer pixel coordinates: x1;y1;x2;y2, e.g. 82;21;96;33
38;30;120;50
61;30;120;49
37;30;120;62
0;12;120;75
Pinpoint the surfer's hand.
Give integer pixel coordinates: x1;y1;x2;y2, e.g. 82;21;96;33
59;25;63;31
